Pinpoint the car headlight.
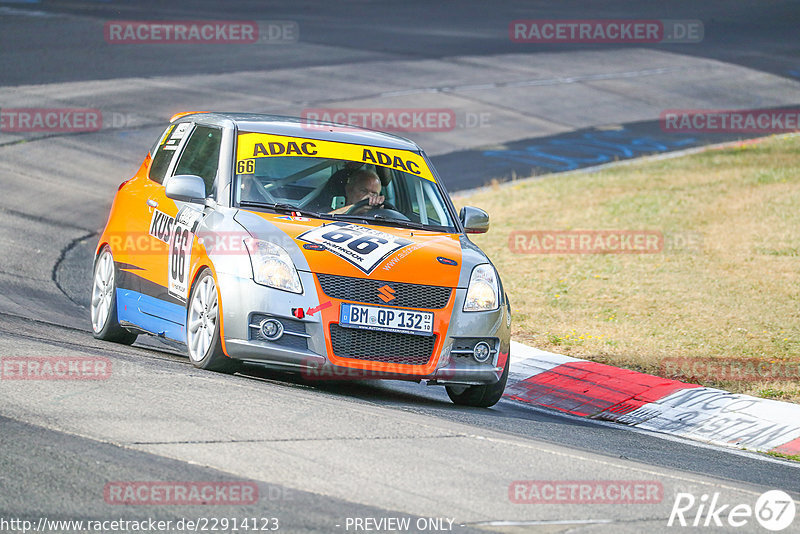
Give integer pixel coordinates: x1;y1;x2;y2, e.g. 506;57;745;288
463;264;499;312
244;239;302;294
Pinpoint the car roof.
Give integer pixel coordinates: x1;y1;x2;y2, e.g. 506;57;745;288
177;112;424;152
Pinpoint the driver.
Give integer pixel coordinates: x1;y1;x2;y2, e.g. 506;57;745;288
329;169;385;214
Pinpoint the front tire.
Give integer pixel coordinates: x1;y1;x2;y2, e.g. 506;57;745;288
446;353;509;407
186;269;240;374
91;246;137;345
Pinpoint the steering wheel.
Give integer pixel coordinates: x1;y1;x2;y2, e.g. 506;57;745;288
345;198;398;215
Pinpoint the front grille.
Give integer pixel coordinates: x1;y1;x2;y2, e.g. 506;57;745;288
317;273;451;309
249;313;308;350
329;324;436;365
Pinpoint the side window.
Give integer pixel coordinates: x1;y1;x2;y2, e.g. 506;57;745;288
173;125;222;197
149;123;192;184
408;180;444;225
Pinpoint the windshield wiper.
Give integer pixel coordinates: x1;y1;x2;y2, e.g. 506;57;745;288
239;201;320;218
332;213;429;231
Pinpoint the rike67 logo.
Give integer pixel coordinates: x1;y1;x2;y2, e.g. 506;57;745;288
668;490;796;531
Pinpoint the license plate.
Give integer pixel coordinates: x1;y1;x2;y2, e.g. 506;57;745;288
339;303;433;336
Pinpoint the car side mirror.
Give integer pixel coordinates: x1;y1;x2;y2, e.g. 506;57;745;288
460;206;490;234
165;174;207;204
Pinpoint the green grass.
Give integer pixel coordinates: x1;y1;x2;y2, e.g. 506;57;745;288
767;451;800;463
453;134;800;402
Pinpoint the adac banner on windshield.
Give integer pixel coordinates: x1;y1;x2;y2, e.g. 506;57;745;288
235;132;435;182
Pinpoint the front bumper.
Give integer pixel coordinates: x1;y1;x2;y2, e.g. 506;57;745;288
217;271;510;385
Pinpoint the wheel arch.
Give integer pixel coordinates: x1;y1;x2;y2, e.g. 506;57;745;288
94;240;110;261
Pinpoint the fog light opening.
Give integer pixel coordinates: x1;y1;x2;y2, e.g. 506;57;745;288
260;318;284;341
473;341;491;363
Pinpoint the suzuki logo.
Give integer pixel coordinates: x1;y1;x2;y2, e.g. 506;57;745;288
377;284;396;303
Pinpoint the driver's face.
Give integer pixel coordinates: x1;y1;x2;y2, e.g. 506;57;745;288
346;175;381;204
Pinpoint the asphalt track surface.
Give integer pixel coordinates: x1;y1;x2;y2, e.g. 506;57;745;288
2;1;800;533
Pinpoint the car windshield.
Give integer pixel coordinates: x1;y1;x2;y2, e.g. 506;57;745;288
234;132;457;231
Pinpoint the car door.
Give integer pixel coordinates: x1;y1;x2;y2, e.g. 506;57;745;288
138;123;223;331
118;121;190;331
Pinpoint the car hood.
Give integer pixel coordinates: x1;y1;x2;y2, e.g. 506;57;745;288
234;211;466;288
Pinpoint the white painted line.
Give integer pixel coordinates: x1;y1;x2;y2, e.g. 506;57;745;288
0;6;63;17
379;66;688;97
510;340;581;365
508;340;585;385
468;519;613;526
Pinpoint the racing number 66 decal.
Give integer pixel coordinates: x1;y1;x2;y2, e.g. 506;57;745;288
236;159;255;174
168;225;191;296
323;230;386;254
298;222;413;274
168;207;203;299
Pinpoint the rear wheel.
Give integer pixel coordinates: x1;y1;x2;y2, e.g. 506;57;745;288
90;246;137;345
186;269;240;374
446;354;509;407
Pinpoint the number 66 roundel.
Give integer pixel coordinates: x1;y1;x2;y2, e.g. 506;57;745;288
298;222;412;274
168;207;204;299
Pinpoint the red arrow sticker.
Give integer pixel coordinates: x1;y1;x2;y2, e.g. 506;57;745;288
306;300;332;316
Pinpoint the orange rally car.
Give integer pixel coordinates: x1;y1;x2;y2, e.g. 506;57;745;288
91;112;511;406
